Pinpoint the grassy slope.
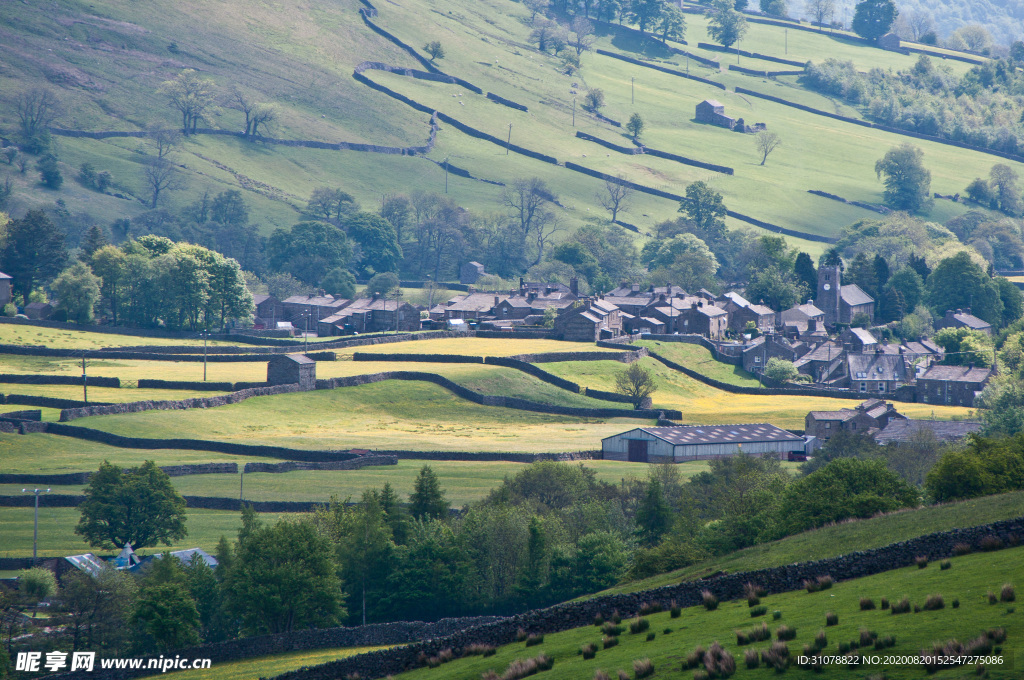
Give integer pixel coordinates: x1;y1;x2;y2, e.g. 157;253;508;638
158;647;391;680
389;546;1024;680
634;338;762;387
595;490;1024;595
0;324;243;349
0;0;1009;248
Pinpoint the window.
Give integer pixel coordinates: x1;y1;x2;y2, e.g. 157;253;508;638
825;422;831;429
755;356;761;363
860;382;867;392
879;383;886;392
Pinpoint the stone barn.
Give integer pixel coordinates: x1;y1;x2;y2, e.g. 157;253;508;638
695;99;735;129
602;423;805;462
267;354;316;390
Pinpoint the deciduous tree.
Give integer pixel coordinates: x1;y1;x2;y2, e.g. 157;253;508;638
852;0;897;41
0;209;68;302
708;0;748;48
159;69;215;134
755;130;781;165
597;177;633;222
52;262;101;324
874;143;931;213
614;362;657;409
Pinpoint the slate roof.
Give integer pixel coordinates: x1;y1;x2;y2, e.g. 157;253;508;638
903;340;943;356
746;304;775;316
848;328;877;345
688;304;727;318
794;341;842;365
282;295;341;307
848;353;907;381
700;99;725;109
65;554;105;578
0;272;11;279
874;419;983;445
252;294;272;305
918;365;993;382
444;293;504;313
274;354;315;365
622;423;802;446
840;284;874;306
807;409;857;421
948;311;992;330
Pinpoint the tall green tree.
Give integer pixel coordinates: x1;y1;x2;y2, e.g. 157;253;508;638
635;476;671;545
225;517;345;635
793;252;817;292
626;0;665;33
925;252;1003;326
852;0;897;40
267;221;352;286
0;209;68;302
874;143;931;213
384;520;471;620
345;212;402;275
75;461;187;550
337;492;394;625
680;181;727;241
132;555;201;653
708;0;748;48
52;262;101;324
409;466;449;521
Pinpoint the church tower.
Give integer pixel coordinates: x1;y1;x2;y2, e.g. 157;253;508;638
816;265;841;327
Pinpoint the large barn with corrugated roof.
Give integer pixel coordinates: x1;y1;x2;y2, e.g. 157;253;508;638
601;424;805;463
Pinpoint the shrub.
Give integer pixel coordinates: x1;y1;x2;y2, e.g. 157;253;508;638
980;535;1004;551
953;542;972;556
525;633;544;647
814;630;828;650
602;622;623;637
645;632;655;642
772;610;782;620
750;605;768;617
776;625;796;641
988;591;998;605
581;643;597;660
702;590;718;610
880;597;890;610
860;629;877;647
953;599;960;608
684;645;706;669
825;611;838;626
860;597;876;610
663;628;673;635
940;560;951;570
1000;584;1015;602
744;648;759;669
629;617;650;634
891;597;911;614
670;600;681;618
761;641;790;672
603;636;618;649
923;594;945;610
633;658;654;679
915;555;928;569
702;642;736;678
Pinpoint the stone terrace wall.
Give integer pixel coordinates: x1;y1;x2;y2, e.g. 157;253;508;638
58;384;305;421
0;463;238;485
242;456;397;473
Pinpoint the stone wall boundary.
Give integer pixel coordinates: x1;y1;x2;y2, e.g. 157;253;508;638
596;49;726;90
0;374;120;387
0;464;238;486
242;456;397;473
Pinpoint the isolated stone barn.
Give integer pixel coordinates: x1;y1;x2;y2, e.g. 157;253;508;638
267;354;316;390
695;99;735;129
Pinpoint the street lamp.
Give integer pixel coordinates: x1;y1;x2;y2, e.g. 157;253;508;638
22;488;50;563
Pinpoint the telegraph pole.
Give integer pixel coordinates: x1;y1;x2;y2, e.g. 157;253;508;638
506;123;512;155
444;157;449;193
572;96;576;127
631;76;635;104
81;356;87;404
202;326;209;381
22;488;50;563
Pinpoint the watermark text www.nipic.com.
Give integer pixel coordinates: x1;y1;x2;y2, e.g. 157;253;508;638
16;652;213;673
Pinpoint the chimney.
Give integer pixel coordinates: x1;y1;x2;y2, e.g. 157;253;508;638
569;277;579;297
528;292;537;302
965;307;971;314
698;301;704;308
691;302;697;310
519;277;525;292
494;296;500;307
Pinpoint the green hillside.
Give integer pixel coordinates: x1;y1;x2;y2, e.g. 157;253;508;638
0;0;1014;246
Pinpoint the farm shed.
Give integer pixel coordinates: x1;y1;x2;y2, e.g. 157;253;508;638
267;354;316;390
602;424;805;462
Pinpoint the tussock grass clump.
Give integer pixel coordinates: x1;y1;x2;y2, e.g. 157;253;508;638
940;560;952;570
880;597;890;610
803;579;820;593
465;643;496;657
860;629;877;647
987;591;998;605
745;582;765;607
628;617;650;634
580;643;597;660
593;614;605;627
593;671;611;680
516;628;527;642
744;648;760;669
693;671;709;680
645;632;655;641
825;611;838;626
891;597;911;614
860;597;876;610
611;610;622;624
953;542;972;556
632;658;654;679
749;605;768;617
670;600;681;618
702;590;718;610
1000;584;1015;602
923;594;945;610
736;622;770;646
987;628;1007;643
813;629;828;650
772;610;782;620
838;641;850;654
524;633;544;647
683;645;707;670
663;628;673;635
874;634;895;649
601;622;623;637
616;671;629;680
953;598;960;608
638;601;662;615
702;642;736;678
602;635;618;650
760;641;790;672
980;535;1004;551
915;555;928;569
776;625;796;641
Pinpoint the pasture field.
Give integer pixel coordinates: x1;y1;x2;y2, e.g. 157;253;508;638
0;0;1006;245
0;324;243;350
158;647;391;680
0;506;288;559
388;545;1024;680
594;490;1024;595
634;339;762;387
